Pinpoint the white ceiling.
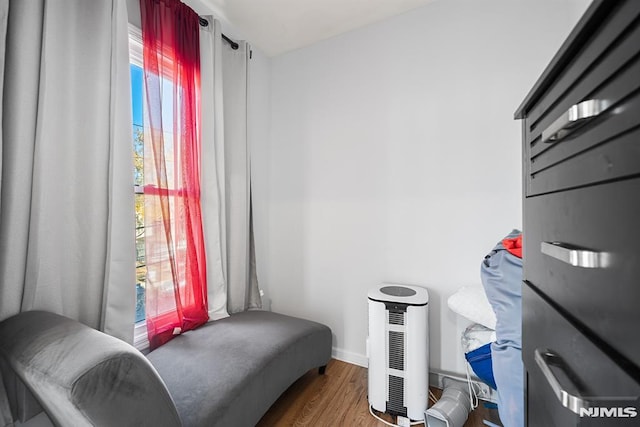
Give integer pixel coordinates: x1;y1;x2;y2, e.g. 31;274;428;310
201;0;438;57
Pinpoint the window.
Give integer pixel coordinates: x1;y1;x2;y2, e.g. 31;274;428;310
130;26;148;347
132;62;145;324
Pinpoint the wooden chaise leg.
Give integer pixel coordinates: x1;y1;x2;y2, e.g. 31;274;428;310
318;365;327;375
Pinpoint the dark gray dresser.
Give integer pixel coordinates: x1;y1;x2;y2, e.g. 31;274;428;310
514;1;640;425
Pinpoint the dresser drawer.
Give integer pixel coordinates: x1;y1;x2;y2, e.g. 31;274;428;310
524;178;640;365
525;1;640;145
523;283;640;426
528;88;640;195
519;0;640;195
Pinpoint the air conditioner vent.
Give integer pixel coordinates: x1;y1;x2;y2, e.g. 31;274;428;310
387;375;407;416
388;311;404;325
388;331;404;371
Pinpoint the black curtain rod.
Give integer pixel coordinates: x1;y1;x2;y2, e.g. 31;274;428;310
221;33;239;50
198;17;239;50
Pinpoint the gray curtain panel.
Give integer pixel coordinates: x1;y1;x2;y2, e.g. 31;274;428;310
222;40;261;313
0;7;12;425
0;0;135;342
200;18;230;321
0;0;6;208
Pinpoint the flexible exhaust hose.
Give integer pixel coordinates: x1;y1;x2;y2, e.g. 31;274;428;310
424;377;472;427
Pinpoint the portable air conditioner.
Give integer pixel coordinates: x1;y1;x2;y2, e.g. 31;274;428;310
368;283;429;421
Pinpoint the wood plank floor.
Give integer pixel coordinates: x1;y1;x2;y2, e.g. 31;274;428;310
258;359;500;426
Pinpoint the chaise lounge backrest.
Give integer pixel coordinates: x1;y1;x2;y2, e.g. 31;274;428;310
0;311;181;427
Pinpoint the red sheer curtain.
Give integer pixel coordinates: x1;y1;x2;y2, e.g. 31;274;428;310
141;0;208;349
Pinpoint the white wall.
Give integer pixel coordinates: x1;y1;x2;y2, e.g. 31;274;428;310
256;0;590;375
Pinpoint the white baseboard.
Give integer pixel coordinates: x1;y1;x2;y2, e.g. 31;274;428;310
330;349;498;404
331;347;368;368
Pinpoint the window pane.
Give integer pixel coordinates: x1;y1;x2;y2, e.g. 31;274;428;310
131;62;146;323
135;193;146;323
131;64;144;187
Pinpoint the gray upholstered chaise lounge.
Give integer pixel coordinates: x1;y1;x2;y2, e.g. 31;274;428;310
0;310;332;426
147;310;332;426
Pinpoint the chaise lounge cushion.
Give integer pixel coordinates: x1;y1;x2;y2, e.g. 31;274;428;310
147;310;332;427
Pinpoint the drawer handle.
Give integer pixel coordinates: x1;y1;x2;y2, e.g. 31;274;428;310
535;349;638;415
541;99;608;144
541;241;610;268
535;349;590;414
